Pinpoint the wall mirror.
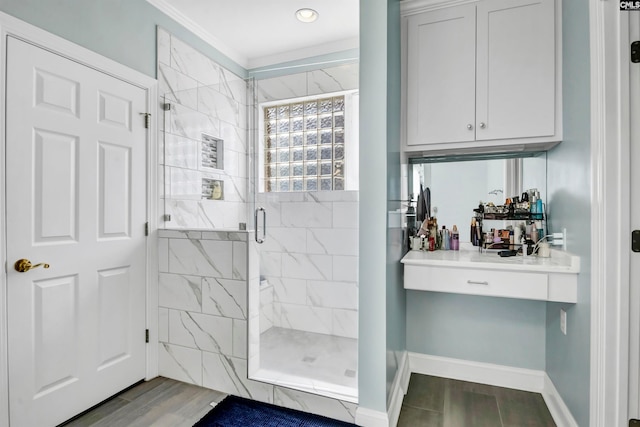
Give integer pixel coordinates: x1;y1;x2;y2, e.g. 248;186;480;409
408;152;547;242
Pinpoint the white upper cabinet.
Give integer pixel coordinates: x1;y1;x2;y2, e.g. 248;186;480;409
403;0;561;154
406;5;477;145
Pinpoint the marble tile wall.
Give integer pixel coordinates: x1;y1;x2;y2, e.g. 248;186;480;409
252;62;359;341
254;63;359;103
157;230;356;422
257;191;359;339
157;28;248;229
154;29;359;420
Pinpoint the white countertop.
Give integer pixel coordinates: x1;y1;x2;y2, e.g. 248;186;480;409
401;244;580;274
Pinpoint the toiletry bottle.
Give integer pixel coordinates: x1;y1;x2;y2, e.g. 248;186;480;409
535;191;543;217
443;228;450;250
470;218;477;246
531;222;538;243
451;225;459;251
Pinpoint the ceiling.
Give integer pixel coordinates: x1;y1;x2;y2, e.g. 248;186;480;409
146;0;359;70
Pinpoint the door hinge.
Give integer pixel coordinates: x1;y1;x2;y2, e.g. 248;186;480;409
145;222;149;236
632;41;640;63
139;112;151;129
145;329;149;343
630;419;640;426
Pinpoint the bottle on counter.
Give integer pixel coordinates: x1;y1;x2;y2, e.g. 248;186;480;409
470;218;477;246
439;226;446;251
443;227;450;250
451;225;459;251
535;190;543;216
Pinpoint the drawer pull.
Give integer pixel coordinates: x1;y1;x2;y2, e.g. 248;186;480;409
467;280;489;286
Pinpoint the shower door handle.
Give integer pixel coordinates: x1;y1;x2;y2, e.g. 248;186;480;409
255;207;266;244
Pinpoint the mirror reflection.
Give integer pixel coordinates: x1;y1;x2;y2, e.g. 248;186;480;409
408;153;547;244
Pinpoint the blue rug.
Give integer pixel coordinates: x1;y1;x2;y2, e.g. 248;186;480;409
193;395;357;427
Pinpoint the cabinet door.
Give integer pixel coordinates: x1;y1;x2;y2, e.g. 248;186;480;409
476;0;556;141
406;5;476;145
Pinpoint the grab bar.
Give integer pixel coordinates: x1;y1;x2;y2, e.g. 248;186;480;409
255;207;266;244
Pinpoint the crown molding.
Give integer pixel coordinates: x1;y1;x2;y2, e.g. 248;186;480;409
400;0;478;16
247;37;359;70
146;0;249;68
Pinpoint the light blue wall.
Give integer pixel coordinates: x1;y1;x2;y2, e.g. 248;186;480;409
407;293;546;369
545;1;591;425
0;0;245;78
385;0;406;401
359;0;397;412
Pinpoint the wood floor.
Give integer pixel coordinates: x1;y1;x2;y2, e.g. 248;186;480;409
397;374;556;427
60;374;556;427
60;377;225;427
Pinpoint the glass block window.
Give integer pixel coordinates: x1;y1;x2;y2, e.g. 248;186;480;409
264;95;345;192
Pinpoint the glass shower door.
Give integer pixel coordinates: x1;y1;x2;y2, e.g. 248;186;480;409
246;69;360;403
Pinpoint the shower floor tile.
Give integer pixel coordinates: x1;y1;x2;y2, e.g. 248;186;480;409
260;327;358;392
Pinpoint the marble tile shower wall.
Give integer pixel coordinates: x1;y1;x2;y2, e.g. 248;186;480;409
157;28;248;229
157;230;356;422
257;191;359;339
253;64;359;340
254;63;359;102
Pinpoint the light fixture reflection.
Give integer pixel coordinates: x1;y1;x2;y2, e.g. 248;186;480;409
296;8;319;23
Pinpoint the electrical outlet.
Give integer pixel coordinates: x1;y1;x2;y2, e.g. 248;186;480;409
551;228;567;249
560;309;567;335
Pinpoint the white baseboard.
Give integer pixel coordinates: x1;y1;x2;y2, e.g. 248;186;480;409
408;352;546;392
357;353;577;427
356;351;411;427
354;406;388;427
387;351;410;427
542;374;579;427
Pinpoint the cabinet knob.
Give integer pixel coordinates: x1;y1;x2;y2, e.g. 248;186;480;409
479;122;486;129
467;124;473;130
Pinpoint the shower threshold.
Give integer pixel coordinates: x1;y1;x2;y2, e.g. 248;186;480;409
254;327;358;403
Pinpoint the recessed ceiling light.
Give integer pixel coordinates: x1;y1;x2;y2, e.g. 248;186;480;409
296;8;319;23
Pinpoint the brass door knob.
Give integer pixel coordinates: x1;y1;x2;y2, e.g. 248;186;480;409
14;259;50;273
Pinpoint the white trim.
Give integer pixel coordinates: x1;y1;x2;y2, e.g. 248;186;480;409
247;37;359;70
408;353;579;427
146;85;160;381
357;352;578;427
145;0;248;68
354;353;410;427
0;11;158;427
146;0;358;70
588;1;630;427
408;352;546;393
628;9;640;419
386;352;410;427
354;406;389;427
401;0;479;16
543;374;579;427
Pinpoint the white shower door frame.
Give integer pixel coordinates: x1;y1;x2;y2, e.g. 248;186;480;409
0;11;159;426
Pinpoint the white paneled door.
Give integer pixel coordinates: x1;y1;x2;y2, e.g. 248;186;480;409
6;37;147;426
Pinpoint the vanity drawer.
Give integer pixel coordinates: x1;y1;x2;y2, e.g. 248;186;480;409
404;265;549;301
